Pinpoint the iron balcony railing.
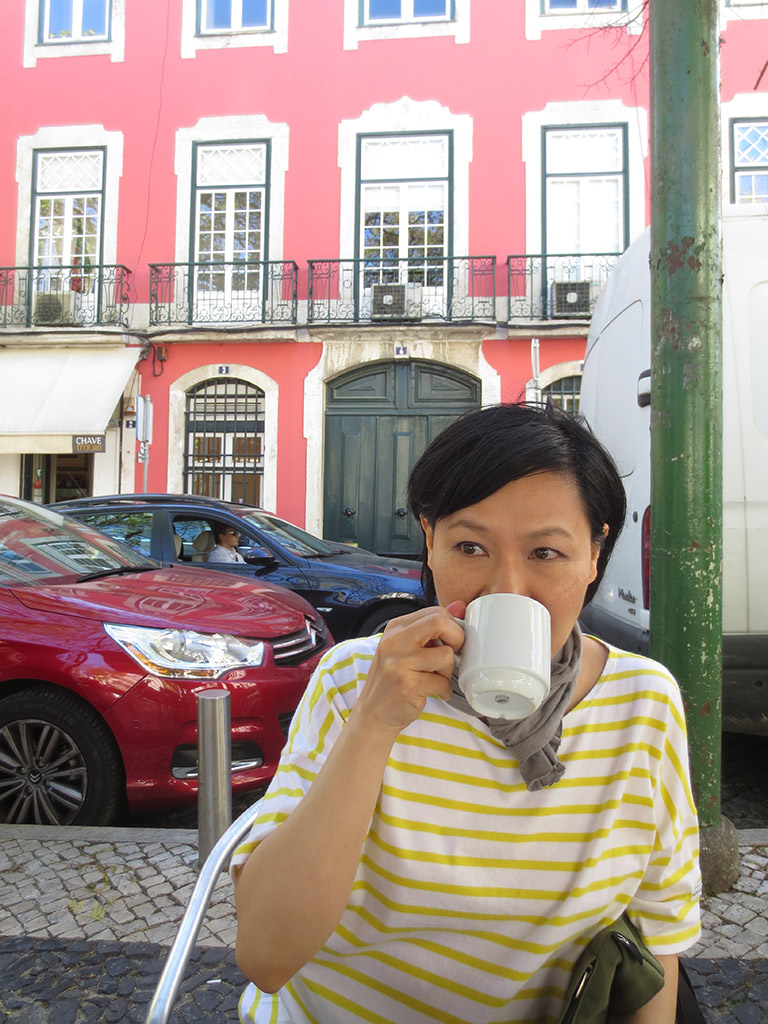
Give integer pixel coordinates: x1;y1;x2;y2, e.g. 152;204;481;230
307;256;496;324
0;264;131;329
149;260;299;327
506;253;622;321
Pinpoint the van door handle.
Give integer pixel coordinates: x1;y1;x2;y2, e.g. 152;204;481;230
637;370;651;408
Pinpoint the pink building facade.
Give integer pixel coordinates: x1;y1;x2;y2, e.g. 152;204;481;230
1;0;766;552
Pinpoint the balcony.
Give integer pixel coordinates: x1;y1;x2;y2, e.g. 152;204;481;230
0;265;131;329
149;261;299;327
506;253;621;321
307;256;496;325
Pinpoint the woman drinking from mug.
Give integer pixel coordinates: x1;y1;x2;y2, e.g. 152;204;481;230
231;402;701;1024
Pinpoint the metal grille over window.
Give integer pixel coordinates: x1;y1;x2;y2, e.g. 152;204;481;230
184;378;265;506
543;375;581;413
733;120;768;204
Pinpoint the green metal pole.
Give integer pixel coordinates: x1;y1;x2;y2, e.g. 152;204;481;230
649;0;737;887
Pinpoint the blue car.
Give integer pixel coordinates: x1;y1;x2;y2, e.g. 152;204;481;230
51;493;425;641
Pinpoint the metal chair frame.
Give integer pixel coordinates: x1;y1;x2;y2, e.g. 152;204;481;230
144;804;258;1024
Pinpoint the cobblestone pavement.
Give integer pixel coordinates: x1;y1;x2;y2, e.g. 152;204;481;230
0;824;767;1022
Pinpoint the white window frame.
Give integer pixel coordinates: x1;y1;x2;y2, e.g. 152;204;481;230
525;0;643;38
181;0;288;56
343;0;469;49
197;0;272;35
24;0;125;66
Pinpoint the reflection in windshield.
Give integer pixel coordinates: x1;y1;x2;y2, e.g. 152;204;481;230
241;513;341;559
0;501;152;588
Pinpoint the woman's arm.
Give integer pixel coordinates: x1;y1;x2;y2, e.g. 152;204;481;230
234;605;465;993
608;954;678;1024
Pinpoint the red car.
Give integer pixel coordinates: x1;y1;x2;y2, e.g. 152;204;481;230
0;496;331;826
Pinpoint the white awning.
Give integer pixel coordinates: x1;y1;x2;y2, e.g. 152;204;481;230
0;347;140;454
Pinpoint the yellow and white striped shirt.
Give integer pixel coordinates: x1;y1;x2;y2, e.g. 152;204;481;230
231;637;701;1024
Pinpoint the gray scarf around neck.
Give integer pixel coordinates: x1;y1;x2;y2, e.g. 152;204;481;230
448;623;583;791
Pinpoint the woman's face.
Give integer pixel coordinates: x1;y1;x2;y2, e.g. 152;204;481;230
422;471;603;657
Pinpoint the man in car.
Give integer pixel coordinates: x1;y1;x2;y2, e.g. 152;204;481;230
207;524;245;564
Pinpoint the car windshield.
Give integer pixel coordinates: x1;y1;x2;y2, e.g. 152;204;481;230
240;512;344;559
0;499;153;588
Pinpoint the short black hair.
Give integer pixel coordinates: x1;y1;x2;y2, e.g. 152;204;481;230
407;402;626;607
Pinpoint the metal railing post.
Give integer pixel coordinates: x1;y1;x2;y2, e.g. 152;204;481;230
197;689;232;867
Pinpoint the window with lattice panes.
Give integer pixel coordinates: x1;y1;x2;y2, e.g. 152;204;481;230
41;0;110;43
198;0;271;33
358;134;450;291
362;0;452;23
732;119;768;204
193;142;268;315
32;149;104;306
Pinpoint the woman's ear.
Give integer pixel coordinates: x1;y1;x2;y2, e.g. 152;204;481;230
420;516;434;567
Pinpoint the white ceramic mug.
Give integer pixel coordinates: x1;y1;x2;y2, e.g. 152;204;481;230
455;594;551;720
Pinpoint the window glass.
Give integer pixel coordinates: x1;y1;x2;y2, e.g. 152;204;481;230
546;0;624;10
733;120;768;204
201;0;270;32
365;0;449;22
0;501;147;587
544;127;625;254
78;511;155;560
44;0;109;42
243;513;340;558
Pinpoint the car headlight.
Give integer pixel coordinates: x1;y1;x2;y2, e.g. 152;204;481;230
104;623;267;679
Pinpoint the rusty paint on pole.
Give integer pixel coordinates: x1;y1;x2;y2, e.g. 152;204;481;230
649;0;723;830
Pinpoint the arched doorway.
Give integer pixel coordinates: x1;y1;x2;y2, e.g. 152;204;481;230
324;360;480;556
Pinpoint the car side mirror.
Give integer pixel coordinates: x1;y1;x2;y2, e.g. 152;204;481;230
243;553;280;570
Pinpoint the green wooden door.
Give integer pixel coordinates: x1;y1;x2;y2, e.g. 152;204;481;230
324;360;480;555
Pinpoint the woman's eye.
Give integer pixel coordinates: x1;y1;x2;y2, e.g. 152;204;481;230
458;542;484;556
532;547;560;561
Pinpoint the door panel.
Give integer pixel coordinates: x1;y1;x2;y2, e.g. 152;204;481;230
324;360;480;555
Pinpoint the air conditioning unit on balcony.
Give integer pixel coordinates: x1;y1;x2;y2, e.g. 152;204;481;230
370;283;423;320
550;280;591;318
33;292;77;326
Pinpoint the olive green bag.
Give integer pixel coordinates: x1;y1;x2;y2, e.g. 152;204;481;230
559;914;665;1024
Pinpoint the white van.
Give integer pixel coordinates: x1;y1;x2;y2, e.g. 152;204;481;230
579;212;768;735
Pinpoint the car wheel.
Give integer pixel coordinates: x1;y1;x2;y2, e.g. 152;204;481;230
0;687;123;826
358;601;418;637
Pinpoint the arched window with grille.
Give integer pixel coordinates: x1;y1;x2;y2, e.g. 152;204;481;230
543;374;581;412
184;377;265;504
